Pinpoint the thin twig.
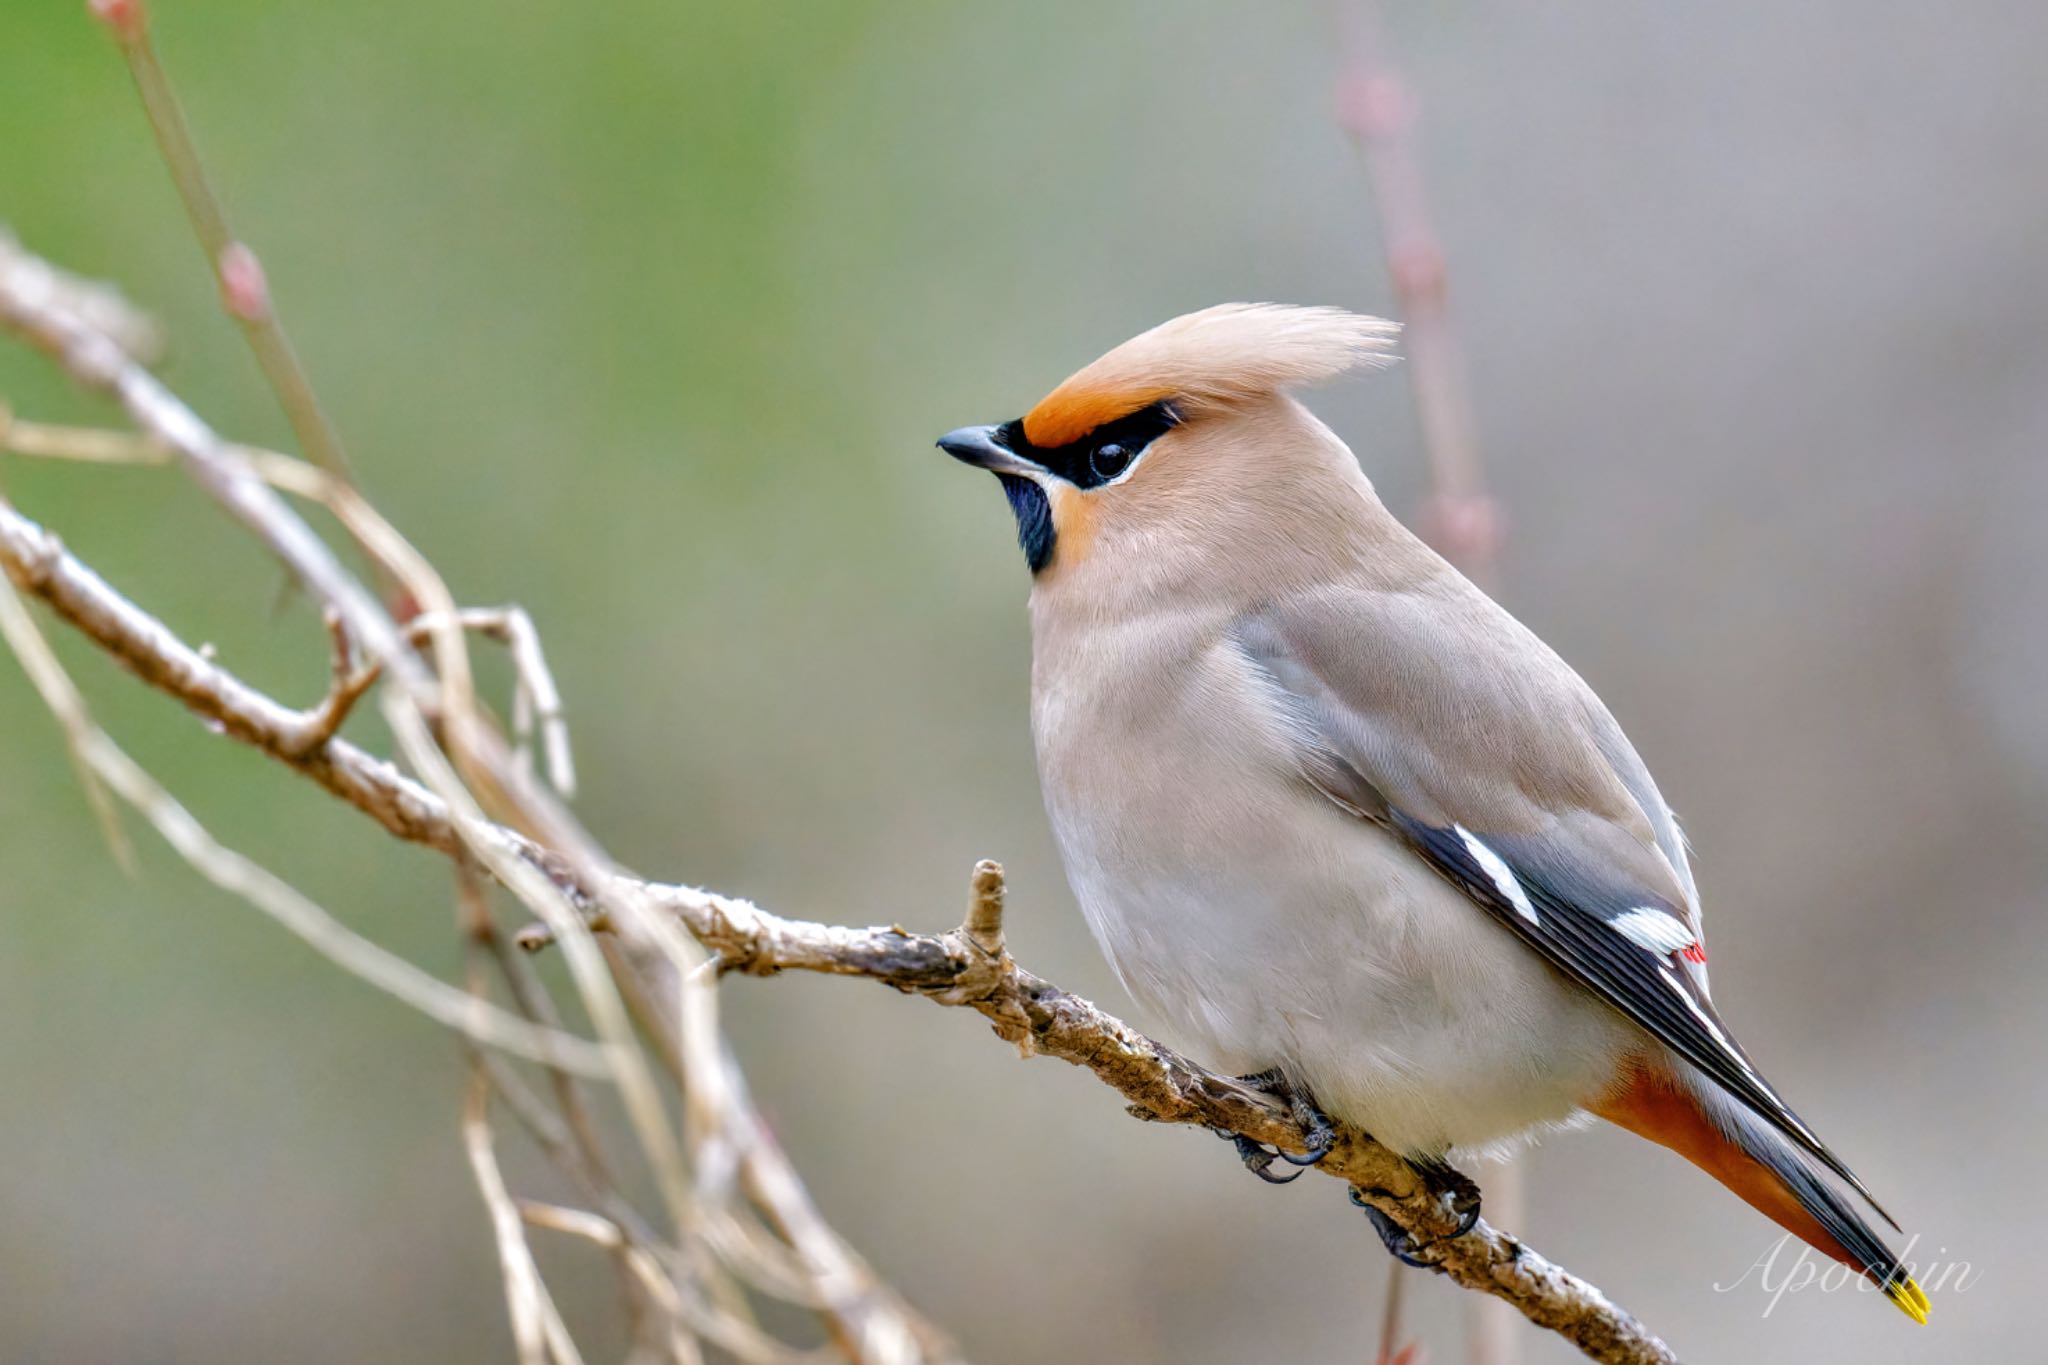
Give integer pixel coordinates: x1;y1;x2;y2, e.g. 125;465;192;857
0;413;570;790
283;608;379;754
465;1067;587;1365
519;1200;708;1365
3;222;942;1361
87;2;357;485
1339;1;1502;588
0;558;608;1074
0;544;134;873
460;865;666;1353
0;228;161;365
0;406;173;463
470;881;621;1193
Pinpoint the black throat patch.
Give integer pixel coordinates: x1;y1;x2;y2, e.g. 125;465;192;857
996;474;1054;574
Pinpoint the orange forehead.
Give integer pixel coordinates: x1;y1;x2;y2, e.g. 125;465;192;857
1022;382;1175;449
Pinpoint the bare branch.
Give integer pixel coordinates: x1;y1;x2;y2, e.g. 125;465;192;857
0;486;1677;1365
522;1199;631;1249
0;557;609;1073
0;228;161;366
281;608;379;754
2;222;946;1361
0;538;134;872
466;1068;588;1365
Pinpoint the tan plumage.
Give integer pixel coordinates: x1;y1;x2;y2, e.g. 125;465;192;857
936;303;1926;1321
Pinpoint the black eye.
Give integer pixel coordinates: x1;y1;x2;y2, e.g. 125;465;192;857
1089;442;1131;481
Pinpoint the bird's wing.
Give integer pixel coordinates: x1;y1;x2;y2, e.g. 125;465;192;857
1234;585;1889;1219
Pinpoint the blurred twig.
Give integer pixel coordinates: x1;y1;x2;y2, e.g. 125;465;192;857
1339;1;1502;588
466;1066;587;1365
1339;6;1516;1361
88;0;357;485
0;231;161;367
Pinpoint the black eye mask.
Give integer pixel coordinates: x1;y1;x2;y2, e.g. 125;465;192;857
994;400;1180;491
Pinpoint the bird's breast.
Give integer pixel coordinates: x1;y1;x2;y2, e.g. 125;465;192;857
1027;607;1356;1040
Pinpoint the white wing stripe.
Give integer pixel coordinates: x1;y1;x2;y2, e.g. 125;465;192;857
1610;906;1696;955
1455;824;1539;924
1659;965;1739;1055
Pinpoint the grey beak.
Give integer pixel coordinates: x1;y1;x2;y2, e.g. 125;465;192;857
937;424;1036;476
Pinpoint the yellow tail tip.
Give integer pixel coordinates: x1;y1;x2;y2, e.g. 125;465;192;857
1885;1275;1930;1324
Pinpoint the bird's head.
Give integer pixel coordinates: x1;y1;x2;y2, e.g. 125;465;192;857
937;303;1399;584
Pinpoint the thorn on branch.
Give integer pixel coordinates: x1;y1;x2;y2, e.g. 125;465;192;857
275;604;577;790
514;911;613;953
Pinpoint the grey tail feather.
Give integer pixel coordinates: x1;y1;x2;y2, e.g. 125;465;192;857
1700;1085;1919;1305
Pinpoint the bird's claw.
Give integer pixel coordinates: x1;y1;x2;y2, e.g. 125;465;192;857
1418;1161;1483;1237
1218;1069;1336;1180
1350;1162;1482;1265
1352;1192;1437;1268
1229;1132;1308;1183
1275;1105;1336;1166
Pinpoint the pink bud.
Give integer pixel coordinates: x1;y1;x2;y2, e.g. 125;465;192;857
87;0;144;39
217;242;270;322
1388;239;1448;304
1336;71;1410;140
1420;493;1505;570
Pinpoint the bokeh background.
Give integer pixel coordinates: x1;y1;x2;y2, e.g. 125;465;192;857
3;2;2043;1361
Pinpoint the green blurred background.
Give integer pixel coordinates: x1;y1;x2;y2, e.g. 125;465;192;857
4;2;2042;1361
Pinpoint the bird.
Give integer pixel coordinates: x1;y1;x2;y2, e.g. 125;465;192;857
936;302;1927;1321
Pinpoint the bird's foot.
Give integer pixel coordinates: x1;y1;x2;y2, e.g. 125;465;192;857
1214;1069;1337;1183
1414;1158;1483;1235
1349;1160;1482;1266
1224;1132;1307;1183
1352;1192;1436;1267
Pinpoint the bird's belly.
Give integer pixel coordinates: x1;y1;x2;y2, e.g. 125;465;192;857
1049;789;1633;1158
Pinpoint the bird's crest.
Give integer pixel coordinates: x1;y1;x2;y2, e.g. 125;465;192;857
1021;303;1400;449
